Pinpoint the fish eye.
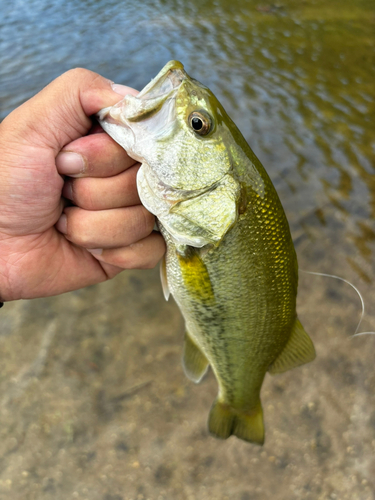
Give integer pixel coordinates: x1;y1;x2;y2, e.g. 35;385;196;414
188;110;212;136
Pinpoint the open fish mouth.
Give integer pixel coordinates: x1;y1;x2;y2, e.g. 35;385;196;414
135;60;186;107
97;61;187;128
96;61;190;171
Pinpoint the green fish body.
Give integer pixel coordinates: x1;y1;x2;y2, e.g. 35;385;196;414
97;61;315;444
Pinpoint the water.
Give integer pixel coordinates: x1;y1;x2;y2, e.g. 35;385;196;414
1;0;375;498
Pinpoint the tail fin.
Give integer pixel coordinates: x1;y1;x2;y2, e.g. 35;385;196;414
208;399;264;445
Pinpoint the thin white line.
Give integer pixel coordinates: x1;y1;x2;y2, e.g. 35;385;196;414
300;270;374;337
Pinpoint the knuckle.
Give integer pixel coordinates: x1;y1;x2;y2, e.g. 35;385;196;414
126;252;153;270
138;207;155;235
102;244;158;271
140;258;158;270
102;266;122;280
61;67;92;83
66;209;93;247
105;252;133;270
75;228;94;247
72;179;95;210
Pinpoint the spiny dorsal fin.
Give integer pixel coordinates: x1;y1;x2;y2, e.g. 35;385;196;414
268;318;316;374
183;332;209;383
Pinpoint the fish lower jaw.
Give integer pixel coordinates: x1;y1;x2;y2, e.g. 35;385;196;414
97;106;136;153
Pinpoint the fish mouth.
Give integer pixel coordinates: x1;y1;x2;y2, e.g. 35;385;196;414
97;61;187;126
137;60;186;101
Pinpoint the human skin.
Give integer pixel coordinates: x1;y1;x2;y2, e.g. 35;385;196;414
0;69;165;302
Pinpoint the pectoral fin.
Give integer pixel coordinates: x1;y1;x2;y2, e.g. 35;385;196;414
160;255;170;301
268;318;316;375
183;332;209;383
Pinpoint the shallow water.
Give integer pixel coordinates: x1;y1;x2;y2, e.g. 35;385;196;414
1;0;375;498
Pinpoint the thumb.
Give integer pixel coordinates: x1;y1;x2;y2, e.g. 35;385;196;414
2;68;134;153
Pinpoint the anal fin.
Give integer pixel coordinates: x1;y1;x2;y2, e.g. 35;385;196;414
268;318;316;374
183;332;209;383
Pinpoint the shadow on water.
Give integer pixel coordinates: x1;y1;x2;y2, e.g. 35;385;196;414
1;0;374;498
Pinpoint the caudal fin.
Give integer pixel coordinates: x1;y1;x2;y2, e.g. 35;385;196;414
208;399;264;445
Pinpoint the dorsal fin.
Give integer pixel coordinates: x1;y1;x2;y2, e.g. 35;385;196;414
268;318;316;374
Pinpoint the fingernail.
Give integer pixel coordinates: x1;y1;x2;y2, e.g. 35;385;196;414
111;83;139;97
87;248;103;256
56;152;86;176
56;214;67;234
62;181;73;201
111;83;130;96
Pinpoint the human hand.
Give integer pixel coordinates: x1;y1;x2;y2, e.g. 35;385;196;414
0;69;165;302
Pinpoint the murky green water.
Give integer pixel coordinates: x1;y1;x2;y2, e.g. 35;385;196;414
1;0;375;498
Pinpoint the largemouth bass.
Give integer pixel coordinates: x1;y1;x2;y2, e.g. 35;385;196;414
97;61;315;445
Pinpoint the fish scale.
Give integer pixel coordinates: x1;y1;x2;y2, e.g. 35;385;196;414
97;60;316;444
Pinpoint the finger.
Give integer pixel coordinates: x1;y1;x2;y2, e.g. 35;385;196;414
56;205;155;248
4;68;138;153
87;232;166;270
55;132;137;178
62;164;140;210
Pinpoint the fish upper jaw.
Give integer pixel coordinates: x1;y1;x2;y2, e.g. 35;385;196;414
137;60;186;101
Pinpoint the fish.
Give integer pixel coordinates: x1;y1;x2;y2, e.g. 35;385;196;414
97;61;316;445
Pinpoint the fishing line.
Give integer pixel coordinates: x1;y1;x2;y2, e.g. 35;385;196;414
300;270;374;338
